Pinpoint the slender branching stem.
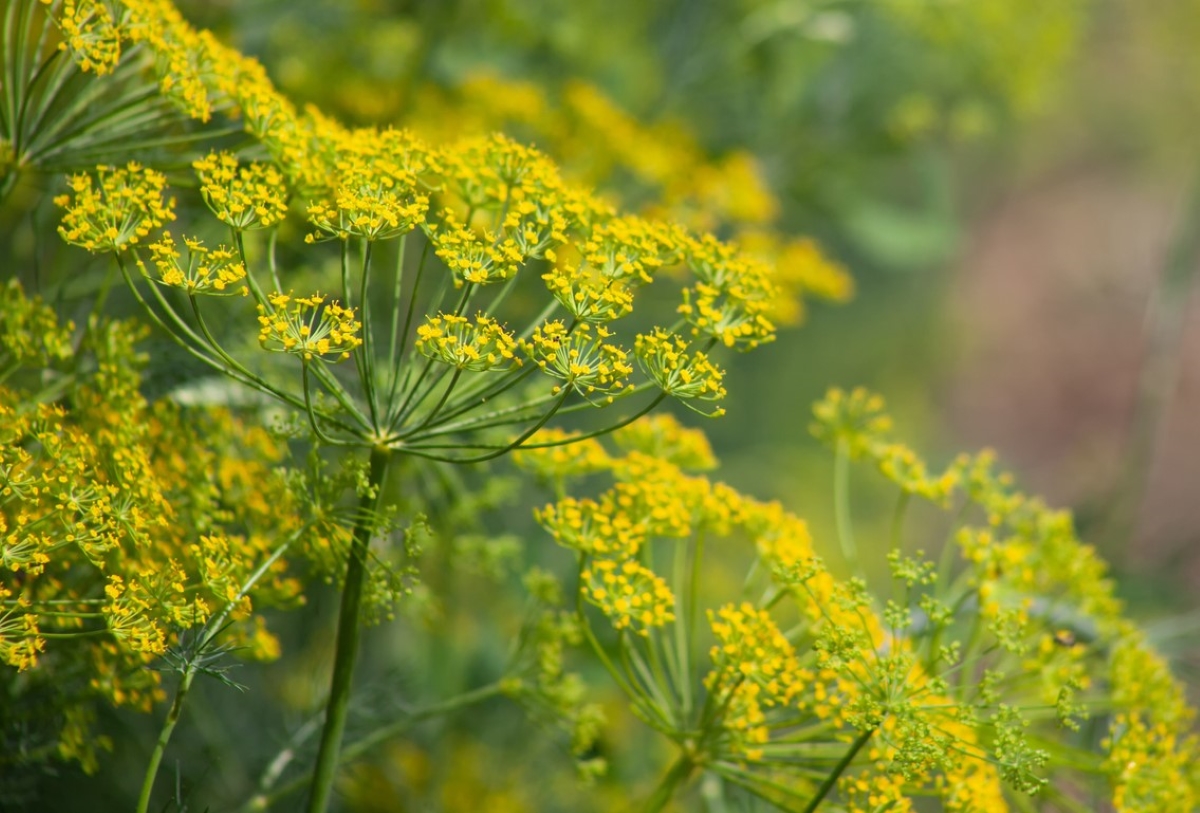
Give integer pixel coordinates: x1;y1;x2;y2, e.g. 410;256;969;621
135;667;195;813
800;726;876;813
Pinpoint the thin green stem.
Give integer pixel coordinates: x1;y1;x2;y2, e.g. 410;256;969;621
833;439;860;577
243;683;503;812
135;669;195;813
799;726;876;813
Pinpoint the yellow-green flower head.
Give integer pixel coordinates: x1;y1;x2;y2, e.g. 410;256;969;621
612;414;717;471
256;291;362;361
810;387;894;458
499;179;572;261
535;494;644;557
705;602;804;758
522;321;632;401
541;266;634;323
153;21;218;122
415;312;521;372
675;235;779;349
540;216;682;323
425;208;525;287
144;231;247;295
677;277;775;350
193;151;289;231
54;162;176;253
875;442;959;506
439;133;546;211
306;158;429;242
634;328;727;415
54;0;123;75
0;281;74;366
581;557;674;635
0;605;43;671
582;216;683;284
512;428;612;481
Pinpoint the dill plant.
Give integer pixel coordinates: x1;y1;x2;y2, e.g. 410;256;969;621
0;1;1195;812
17;0;795;810
517;398;1200;811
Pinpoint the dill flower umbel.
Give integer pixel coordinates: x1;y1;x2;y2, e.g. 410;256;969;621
416;313;521;372
194;151;289;230
145;231;247;295
634;328;727;414
256;292;363;361
54;162;175;253
522;321;633;400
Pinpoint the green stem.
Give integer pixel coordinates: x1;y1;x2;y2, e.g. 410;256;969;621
242;683;502;812
641;753;694;813
305;446;392;813
135;668;195;813
889;491;910;552
833;439;860;577
800;726;876;813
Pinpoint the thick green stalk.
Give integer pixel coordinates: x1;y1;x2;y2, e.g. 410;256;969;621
305;446;392;813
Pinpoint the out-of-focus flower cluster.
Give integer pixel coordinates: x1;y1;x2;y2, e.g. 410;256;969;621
0;281;306;772
515;400;1200;811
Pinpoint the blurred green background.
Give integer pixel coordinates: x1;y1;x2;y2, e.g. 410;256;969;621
14;0;1200;809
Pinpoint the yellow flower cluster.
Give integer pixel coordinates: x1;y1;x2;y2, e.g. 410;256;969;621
306;144;430;242
48;0;802;450
416;313;521;372
409;73;853;327
256;291;363;361
678;235;777;349
52;0;123;76
193;151;288;230
634;329;727;415
0;279;74;366
426;207;526;286
0;283;305;771
54;161;175;253
809;387;1200;811
580;558;674;634
705;602;804;760
522;322;633;400
520;393;1200;809
144;231;246;295
411;75;778;234
542;216;679;323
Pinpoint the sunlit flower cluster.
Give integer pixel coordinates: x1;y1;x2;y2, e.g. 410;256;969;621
416;313;521;372
194;151;288;230
54;161;175;253
522;322;633;400
634;329;727;415
256;292;363;361
53;0;123;75
144;231;246;295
